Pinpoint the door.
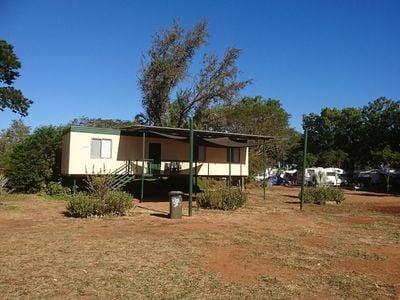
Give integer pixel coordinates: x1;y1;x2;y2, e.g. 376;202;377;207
149;143;161;175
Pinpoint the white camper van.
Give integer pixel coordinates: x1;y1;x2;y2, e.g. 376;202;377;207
305;167;346;186
324;168;345;186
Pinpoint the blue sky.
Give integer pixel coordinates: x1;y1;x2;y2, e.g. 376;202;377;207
1;0;399;131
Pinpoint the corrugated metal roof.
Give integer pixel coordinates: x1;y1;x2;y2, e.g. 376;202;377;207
66;125;273;147
120;125;273;141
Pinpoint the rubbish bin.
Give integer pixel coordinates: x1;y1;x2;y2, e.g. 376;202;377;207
169;191;183;219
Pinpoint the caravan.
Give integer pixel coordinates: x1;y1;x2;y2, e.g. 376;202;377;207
324;168;346;186
305;167;346;186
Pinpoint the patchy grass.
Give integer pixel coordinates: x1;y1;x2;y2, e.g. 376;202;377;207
0;187;399;299
0;202;18;211
341;249;385;261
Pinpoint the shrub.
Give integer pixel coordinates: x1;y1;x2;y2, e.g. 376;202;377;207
197;178;224;191
198;180;246;210
65;191;133;217
85;175;112;201
66;193;101;218
65;175;133;217
104;191;133;215
5;126;66;193
44;181;69;196
300;187;345;205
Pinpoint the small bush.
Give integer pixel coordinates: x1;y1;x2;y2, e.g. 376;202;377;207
65;190;133;218
44;181;69;196
197;178;225;191
104;191;133;215
198;180;246;211
66;193;101;217
300;187;345;205
85;175;112;201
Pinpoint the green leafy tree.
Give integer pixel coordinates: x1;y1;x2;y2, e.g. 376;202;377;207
303;107;364;169
290;150;319;169
362;97;400;159
202;96;300;175
302;97;400;170
318;149;348;168
0;119;30;153
372;145;400;171
5;126;65;193
138;20;250;127
225;97;299;171
0;119;30;169
0;40;32;116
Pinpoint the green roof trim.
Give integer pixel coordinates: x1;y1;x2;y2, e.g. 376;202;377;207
67;126;121;135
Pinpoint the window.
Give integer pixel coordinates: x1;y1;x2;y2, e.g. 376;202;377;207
227;148;240;163
195;145;206;162
91;139;112;159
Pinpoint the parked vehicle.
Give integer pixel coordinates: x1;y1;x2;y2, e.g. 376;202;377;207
305;167;346;186
254;168;279;182
257;168;297;186
255;173;267;182
324;168;346;186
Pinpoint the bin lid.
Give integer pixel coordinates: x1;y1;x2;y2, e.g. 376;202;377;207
169;191;183;196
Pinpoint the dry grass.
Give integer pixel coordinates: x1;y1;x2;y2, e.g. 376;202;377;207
0;186;399;299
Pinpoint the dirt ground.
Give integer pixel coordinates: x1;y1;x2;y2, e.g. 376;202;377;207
0;186;399;299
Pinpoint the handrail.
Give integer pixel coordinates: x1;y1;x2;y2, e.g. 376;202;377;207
164;160;182;175
110;160;136;190
111;160;135;176
135;159;154;175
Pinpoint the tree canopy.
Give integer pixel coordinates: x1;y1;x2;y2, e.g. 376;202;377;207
5;125;65;193
202;96;300;174
0;119;30;159
137;20;250;127
0;40;32;116
302;97;400;170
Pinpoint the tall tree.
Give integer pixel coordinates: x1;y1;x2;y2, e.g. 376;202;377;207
0;40;33;116
138;20;250;127
303;107;364;169
302;97;400;170
202;96;300;174
362;97;400;154
0;119;30;157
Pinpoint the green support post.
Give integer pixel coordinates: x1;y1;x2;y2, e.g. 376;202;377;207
263;144;266;200
195;161;198;198
140;131;146;202
300;128;308;210
228;148;232;201
188;119;194;216
228;147;232;188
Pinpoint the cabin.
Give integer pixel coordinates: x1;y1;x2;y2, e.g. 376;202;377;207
61;125;272;194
